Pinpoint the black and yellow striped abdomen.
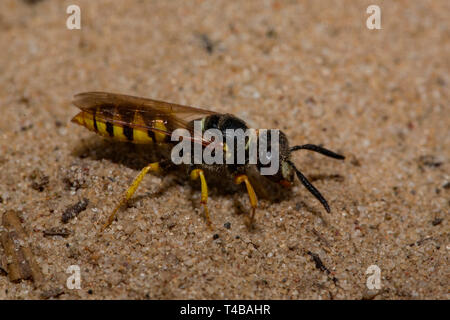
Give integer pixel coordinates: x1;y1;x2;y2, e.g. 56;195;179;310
71;107;170;144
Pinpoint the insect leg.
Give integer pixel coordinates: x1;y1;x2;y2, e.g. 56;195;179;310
234;174;258;227
190;168;212;228
101;162;160;231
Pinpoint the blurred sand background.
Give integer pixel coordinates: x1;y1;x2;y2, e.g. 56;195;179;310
0;0;448;299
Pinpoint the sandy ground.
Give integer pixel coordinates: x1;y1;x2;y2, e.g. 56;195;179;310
0;0;448;299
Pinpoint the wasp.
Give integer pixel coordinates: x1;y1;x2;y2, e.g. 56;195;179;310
71;92;345;230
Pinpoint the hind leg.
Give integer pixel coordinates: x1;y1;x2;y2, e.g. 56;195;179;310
101;162;160;231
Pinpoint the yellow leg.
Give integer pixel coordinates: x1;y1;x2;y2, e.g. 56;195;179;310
190;168;212;228
234;174;258;227
101;162;160;231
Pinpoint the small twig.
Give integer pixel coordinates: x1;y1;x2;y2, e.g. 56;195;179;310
1;211;44;285
61;198;89;223
307;251;338;284
43;227;71;238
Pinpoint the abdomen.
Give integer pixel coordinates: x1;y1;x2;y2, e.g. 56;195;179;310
71;107;170;144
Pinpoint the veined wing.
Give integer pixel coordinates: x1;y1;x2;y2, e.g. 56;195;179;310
71;92;218;144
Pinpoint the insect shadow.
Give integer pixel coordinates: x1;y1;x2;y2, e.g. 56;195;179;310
71;136;342;222
70;137;267;211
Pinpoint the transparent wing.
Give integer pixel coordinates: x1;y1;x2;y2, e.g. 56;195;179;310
73;91;219;144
